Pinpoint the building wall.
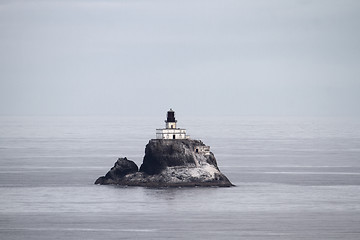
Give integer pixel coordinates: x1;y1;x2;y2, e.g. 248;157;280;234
195;145;211;155
156;128;188;139
166;122;176;129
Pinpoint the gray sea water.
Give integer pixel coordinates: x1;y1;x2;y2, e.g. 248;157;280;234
1;116;360;239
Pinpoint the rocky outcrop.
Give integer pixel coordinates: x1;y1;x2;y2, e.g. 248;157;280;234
95;157;138;185
95;139;233;187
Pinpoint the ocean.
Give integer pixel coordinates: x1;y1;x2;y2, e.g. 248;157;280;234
1;116;360;239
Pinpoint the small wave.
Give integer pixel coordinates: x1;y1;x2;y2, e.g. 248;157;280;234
262;171;360;175
0;227;157;232
221;165;354;168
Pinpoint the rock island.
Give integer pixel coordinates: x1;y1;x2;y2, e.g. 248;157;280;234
95;109;233;187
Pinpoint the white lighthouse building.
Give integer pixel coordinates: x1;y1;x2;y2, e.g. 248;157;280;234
156;109;189;139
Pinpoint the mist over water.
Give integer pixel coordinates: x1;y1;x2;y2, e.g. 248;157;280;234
1;116;360;239
2;1;359;238
1;1;360;117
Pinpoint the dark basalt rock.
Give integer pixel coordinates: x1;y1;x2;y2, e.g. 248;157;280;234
95;157;138;185
95;139;233;187
140;139;218;174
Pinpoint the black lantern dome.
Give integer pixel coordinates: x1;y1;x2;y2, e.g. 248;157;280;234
166;109;177;123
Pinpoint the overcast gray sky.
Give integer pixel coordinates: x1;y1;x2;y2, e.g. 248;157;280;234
0;0;359;117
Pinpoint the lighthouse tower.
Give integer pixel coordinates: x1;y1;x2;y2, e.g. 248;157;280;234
165;109;177;129
156;109;189;139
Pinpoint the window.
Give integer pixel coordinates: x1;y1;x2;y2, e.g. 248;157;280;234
173;135;176;139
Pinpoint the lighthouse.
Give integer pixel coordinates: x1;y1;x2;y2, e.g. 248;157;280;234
156;109;189;139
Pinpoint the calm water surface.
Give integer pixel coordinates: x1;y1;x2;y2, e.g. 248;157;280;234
1;116;360;239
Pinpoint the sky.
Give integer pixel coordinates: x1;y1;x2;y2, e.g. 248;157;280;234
0;0;359;117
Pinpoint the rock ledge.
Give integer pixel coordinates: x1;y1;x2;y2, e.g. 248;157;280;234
95;139;233;187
